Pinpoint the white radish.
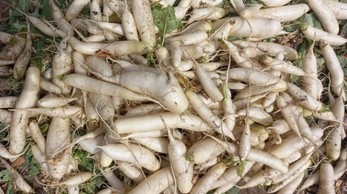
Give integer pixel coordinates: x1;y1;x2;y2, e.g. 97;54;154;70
63;74;151;102
40;78;62;94
249;4;310;22
115;69;189;113
118;162;145;184
0;158;33;193
317;162;336;194
38;95;77;108
31;144;49;175
128;167;174;194
222;84;236;131
307;0;339;34
232;40;298;60
132;0;156;47
277;172;304;194
0;143;22;159
237;107;273;126
190;162;226;194
167;129;193;193
301;24;347;46
46;117;71;180
131;137;169;154
229;17;282;39
195;63;224;101
301;43;322;100
60;172;92;186
99;143;161;171
13;29;32;80
113;112;211;134
188;137;225;164
14;106;82;118
228;68;280;86
186;90;235;140
29;121;45;153
9;67;40;154
320;42;345;100
239;120;251;160
222;39;255;68
65;0;90;21
103;169;126;193
122;8;139;41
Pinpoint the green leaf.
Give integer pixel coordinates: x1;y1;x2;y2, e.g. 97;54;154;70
0;170;10;182
29;164;40;177
237;160;248;176
337;55;347;67
300;13;322;29
73;150;95;172
6;182;14;194
152;4;181;45
225;187;239;194
319;105;330;113
42;0;52;20
185;154;194;162
343;67;347;76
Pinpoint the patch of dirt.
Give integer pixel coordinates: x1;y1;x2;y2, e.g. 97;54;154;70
0;1;9;21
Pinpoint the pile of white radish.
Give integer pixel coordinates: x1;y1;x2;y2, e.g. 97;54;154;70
0;0;346;193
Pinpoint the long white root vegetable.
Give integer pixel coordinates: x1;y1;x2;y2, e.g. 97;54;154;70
128;167;174;194
46;117;71;180
307;0;339;34
99;143;161;171
186;90;235;140
132;0;156;47
190;162;226;194
0;158;33;193
317;162;336;194
9;67;40;154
